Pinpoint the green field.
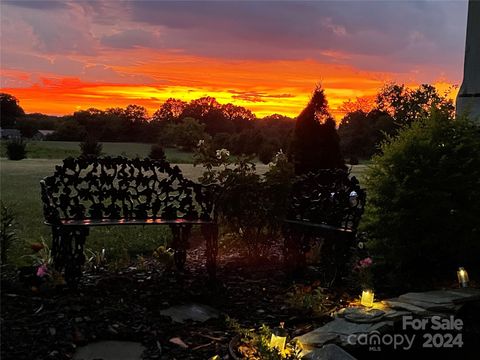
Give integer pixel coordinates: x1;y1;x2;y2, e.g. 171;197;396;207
0;141;195;163
0;152;367;266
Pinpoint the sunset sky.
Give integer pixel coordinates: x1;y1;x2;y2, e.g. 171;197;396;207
0;0;469;119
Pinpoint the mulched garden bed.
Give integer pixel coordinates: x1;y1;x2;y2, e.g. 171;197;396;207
1;242;346;360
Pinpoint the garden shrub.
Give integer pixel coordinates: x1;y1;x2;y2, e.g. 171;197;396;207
361;111;480;290
6;138;27;160
79;136;102;158
149;143;166;160
258;142;277;164
228;318;302;360
0;202;17;265
194;142;294;260
292;85;345;174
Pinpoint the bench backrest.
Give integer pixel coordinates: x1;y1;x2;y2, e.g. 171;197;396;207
286;169;366;232
40;157;215;224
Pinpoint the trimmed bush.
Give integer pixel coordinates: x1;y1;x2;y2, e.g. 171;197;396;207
80;136;102;158
258;142;277;164
149;144;166;160
361;111;480;290
6;138;27;160
292;86;345;174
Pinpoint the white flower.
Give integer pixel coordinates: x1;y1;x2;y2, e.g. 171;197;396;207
215;148;230;159
197;139;205;147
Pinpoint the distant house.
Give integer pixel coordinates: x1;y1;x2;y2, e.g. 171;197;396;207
0;128;21;140
32;130;55;141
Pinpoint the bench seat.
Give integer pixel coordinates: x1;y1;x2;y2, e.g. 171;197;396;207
283;169;366;282
51;218;215;227
40;156;218;285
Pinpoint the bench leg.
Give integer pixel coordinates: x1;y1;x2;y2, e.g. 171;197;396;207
170;225;191;271
51;226;88;286
51;226;66;272
202;224;218;279
283;226;307;274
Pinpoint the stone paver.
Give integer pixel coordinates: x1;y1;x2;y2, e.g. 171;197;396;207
303;344;357;360
341;307;385;323
159;303;220;323
295;288;480;358
381;300;430;315
73;341;145;360
295;318;393;350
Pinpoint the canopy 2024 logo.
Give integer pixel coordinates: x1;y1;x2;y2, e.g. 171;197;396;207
347;315;463;352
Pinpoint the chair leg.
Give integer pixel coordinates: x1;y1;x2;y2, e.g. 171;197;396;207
202;224;218;279
171;225;190;271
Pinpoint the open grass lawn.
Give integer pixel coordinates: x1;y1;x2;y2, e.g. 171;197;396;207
0;157;367;266
0;141;195;163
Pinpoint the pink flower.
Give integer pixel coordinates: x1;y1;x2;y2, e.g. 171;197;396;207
36;264;48;277
359;257;373;268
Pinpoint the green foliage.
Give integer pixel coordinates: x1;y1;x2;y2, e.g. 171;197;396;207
159;117;211;151
23;238;66;286
286;284;334;315
6;138;27;160
338;109;397;160
292;85;345;174
79;136;103;158
170;117;210;151
148;143;166;160
194;142;294;259
376;83;455;126
24;238;54;267
338;83;455;161
258;142;278;164
50;120;86;141
0;93;24;128
152;98;187;122
227;318;302;360
85;248;107;271
0;202;17;265
361;111;480;290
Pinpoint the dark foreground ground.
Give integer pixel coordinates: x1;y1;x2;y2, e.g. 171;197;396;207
2;241;479;360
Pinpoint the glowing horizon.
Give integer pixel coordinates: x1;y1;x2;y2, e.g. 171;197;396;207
0;1;466;120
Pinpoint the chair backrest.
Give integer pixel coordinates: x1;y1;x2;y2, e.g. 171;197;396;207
41;156;215;224
286;169;366;231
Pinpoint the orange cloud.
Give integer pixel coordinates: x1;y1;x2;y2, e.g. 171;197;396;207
1;51;457;120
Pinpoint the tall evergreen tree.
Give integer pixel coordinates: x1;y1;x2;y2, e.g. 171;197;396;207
292;86;345;174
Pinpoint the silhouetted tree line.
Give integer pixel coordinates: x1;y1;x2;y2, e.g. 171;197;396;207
338;83;455;162
1;82;454;164
0;93;295;163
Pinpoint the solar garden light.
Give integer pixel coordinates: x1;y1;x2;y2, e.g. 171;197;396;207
360;289;374;308
457;267;469;288
270;322;287;353
349;191;358;207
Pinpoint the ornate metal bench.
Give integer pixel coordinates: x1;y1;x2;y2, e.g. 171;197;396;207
40;156;218;285
283;169;366;282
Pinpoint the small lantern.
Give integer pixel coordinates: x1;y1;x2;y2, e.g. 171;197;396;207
270;322;287;352
349;191;358;207
360;289;374;307
457;267;469;288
